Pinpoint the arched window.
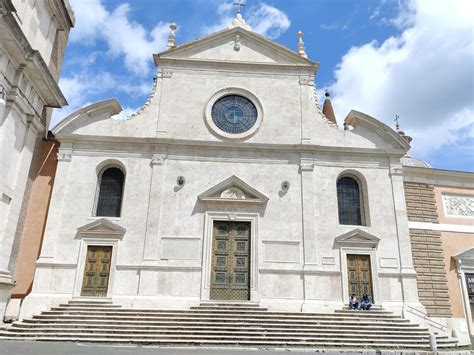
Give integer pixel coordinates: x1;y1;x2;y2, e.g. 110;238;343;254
337;176;365;226
95;167;125;217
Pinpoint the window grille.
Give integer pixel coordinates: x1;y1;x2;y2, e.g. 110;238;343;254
96;167;124;217
337;176;364;225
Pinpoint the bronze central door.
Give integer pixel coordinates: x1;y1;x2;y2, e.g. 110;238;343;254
347;254;374;299
81;245;112;297
210;221;250;300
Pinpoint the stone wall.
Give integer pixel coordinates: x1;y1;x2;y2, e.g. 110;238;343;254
404;182;452;317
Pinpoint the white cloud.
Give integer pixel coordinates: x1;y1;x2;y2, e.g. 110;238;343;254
51;72;150;128
202;2;290;39
68;0;170;76
247;3;290;39
326;0;474;164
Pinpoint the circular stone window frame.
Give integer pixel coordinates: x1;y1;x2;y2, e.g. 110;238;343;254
205;87;264;140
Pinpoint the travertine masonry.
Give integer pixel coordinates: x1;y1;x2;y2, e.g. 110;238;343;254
404;182;452;317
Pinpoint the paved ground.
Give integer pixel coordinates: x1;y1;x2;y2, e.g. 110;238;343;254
1;341;473;355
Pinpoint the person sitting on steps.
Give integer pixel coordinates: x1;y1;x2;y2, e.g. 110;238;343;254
359;293;373;310
349;293;359;310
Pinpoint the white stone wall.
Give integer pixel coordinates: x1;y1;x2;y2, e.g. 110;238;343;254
11;0;58;66
21;25;420;317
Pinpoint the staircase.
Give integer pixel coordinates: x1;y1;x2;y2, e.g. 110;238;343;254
0;300;458;349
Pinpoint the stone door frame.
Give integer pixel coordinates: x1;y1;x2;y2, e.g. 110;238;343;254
72;238;119;298
340;247;380;304
201;212;259;302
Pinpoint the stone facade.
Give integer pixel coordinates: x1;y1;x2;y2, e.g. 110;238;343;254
19;18;423;324
404;182;452;317
404;168;474;345
0;0;73;322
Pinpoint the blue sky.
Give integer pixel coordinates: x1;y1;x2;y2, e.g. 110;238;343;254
54;0;474;172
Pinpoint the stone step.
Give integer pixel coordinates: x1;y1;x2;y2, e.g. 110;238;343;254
0;335;457;349
67;300;113;305
9;323;430;334
51;305;396;319
23;317;419;328
59;303;122;309
190;306;268;311
3;327;446;340
199;302;260;307
35;307;408;322
18;319;425;330
1;300;457;350
29;314;409;326
0;332;457;348
0;331;437;343
336;309;392;314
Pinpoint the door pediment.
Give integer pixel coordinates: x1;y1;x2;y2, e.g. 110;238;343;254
335;229;380;248
198;175;268;204
76;218;126;240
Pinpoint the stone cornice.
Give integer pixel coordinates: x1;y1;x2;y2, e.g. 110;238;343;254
156;26;318;68
155;57;317;75
403;166;474;188
0;0;67;107
55;133;407;158
45;0;75;30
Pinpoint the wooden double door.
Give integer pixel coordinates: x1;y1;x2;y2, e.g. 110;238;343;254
210;221;251;301
81;246;112;297
347;254;374;299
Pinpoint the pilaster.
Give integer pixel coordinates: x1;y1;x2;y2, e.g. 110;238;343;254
36;144;72;261
141;149;167;263
300;156;318;268
388;158;419;303
298;76;314;144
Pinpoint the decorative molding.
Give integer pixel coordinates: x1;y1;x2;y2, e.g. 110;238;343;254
151;153;166;166
299;77;314;86
442;193;474;218
204;87;263;140
321;256;336;265
335;229;381;248
408;221;474;233
198;175;269;204
75;218;126;240
56;133;408;158
389;167;403;177
56;148;72;162
403;166;474;188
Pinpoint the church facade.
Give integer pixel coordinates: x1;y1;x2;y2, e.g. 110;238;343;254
22;15;424;324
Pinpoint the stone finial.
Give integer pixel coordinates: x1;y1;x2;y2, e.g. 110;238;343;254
228;13;251;31
297;31;307;58
167;23;177;50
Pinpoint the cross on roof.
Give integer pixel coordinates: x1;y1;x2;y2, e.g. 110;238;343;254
233;0;246;14
394;114;400;131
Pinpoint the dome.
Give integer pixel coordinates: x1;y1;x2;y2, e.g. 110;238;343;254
401;156;432;168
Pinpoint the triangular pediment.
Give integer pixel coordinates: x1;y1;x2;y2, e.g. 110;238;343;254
155;27;316;67
454;248;474;262
76;218;126;239
198;175;268;204
335;229;380;248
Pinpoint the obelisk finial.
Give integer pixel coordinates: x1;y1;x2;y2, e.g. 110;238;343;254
297;31;307;58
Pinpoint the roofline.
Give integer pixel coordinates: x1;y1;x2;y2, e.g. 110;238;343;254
344;110;411;151
154;26;318;69
52;99;122;134
403;166;474;188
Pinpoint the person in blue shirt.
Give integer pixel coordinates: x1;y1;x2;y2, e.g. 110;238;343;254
349;293;359;310
360;293;373;310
